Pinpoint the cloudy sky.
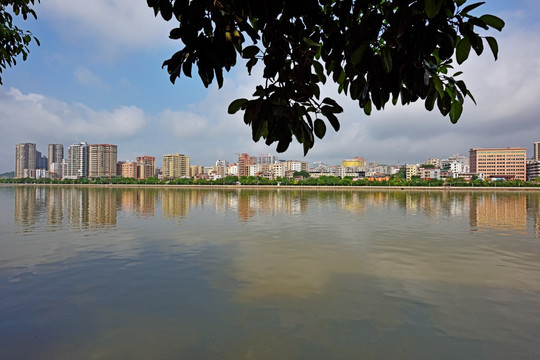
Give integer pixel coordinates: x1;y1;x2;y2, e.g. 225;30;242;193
1;0;539;172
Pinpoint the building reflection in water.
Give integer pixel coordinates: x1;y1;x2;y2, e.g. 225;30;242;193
12;187;540;238
161;189;190;219
14;186;46;232
117;189;156;217
469;193;527;234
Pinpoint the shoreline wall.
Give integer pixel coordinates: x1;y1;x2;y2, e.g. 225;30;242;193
2;183;540;192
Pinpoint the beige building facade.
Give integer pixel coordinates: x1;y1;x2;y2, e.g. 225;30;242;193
136;156;156;179
15;143;37;178
117;161;138;178
88;144;117;178
469;147;526;181
163;153;190;179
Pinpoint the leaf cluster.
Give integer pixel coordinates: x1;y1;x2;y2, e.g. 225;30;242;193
0;0;40;85
149;0;504;154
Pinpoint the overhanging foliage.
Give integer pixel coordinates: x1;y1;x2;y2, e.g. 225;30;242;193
149;0;504;154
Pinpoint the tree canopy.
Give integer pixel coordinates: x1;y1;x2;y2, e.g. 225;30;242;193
148;0;504;155
0;0;40;85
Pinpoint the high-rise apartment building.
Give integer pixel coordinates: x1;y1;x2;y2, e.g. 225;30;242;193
137;156;156;179
254;154;278;165
469;147;526;181
88;144;117;178
15;142;36;178
534;142;540;161
237;153;254;177
65;142;89;179
162;153;190;179
48;144;64;170
35;150;48;170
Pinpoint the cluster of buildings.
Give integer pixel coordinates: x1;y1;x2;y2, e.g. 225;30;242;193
405;145;539;182
14;142;156;180
12;141;540;182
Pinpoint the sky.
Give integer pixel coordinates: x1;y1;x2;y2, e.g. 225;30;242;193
1;0;539;172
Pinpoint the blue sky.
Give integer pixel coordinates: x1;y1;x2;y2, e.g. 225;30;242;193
1;0;539;172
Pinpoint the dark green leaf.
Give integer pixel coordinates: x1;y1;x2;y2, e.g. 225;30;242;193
160;0;173;21
485;36;499;60
303;37;320;48
456;80;467;95
169;28;182;40
425;90;437;111
456;37;471;64
432;76;444;97
437;92;452;116
363;99;372;115
460;2;485;15
310;82;321;99
303;139;310;156
449;100;463;124
228;98;248;114
351;42;369;65
276;140;290;153
480;14;505;31
314;118;326;139
381;47;392;73
467;90;477;105
183;60;192;77
425;0;444;19
324;112;340;132
313;60;326;83
215;66;224;89
242;45;259;59
469;33;484;56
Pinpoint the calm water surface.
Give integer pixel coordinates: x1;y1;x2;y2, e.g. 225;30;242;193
0;186;539;359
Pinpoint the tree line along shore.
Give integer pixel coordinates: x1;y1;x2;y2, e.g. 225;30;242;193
1;175;539;191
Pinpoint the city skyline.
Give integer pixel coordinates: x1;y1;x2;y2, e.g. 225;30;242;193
1;1;539;173
8;139;539;172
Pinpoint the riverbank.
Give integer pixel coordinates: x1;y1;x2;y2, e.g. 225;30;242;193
2;183;540;191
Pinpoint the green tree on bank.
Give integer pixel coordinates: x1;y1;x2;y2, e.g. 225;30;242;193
2;176;539;188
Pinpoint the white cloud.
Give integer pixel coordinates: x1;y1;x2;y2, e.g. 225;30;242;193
157;109;208;138
74;67;108;88
38;0;175;58
0;87;148;171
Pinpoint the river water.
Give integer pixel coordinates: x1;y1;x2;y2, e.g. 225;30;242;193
0;186;539;359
